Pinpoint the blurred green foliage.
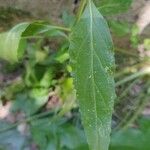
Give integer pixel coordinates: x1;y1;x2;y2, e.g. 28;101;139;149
0;0;150;149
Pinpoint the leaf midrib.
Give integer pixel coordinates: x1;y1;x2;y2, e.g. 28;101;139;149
89;0;99;145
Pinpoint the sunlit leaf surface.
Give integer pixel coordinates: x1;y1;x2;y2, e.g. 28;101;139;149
0;22;67;63
0;23;29;63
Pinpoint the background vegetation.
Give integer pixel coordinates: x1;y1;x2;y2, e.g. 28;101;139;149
0;0;150;150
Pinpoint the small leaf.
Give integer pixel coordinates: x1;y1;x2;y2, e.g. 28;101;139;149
0;23;29;63
0;22;67;63
11;88;49;115
69;1;116;150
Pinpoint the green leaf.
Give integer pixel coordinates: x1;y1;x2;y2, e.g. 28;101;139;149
31;119;88;150
108;21;130;37
0;121;26;150
0;22;68;63
69;1;116;150
110;117;150;150
0;22;29;63
95;0;132;15
11;88;49;115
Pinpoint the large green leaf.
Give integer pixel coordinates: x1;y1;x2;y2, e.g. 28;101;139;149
69;1;116;150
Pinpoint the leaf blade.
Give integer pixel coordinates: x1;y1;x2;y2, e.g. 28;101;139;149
0;22;67;63
0;22;29;63
69;1;116;150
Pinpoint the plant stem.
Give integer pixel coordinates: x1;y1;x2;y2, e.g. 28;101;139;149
22;36;43;39
122;96;150;130
114;93;144;131
33;22;71;32
115;79;139;104
76;0;87;22
115;60;150;78
116;68;150;87
116;48;138;58
50;25;71;32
